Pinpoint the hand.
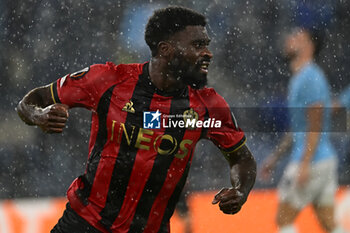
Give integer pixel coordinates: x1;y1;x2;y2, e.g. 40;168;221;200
297;163;310;187
212;188;246;215
36;104;69;133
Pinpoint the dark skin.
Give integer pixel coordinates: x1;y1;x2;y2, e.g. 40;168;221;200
17;86;69;133
17;25;256;215
149;25;212;91
212;146;256;214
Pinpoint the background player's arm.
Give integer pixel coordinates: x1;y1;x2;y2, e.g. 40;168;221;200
298;103;323;185
212;145;256;215
260;132;292;180
17;85;69;133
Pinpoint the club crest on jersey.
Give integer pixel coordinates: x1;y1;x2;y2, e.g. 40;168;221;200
183;108;199;129
70;67;90;79
122;100;135;113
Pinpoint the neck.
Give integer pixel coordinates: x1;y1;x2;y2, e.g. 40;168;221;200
149;57;185;93
290;53;313;74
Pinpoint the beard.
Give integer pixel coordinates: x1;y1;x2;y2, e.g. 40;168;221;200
169;52;208;90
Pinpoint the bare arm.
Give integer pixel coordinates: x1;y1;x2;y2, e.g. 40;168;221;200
260;132;292;180
212;144;256;215
297;103;323;185
301;103;323;163
266;133;293;163
17;84;69;133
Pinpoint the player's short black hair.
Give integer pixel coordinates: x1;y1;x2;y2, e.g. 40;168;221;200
297;27;325;57
308;28;325;57
145;6;207;57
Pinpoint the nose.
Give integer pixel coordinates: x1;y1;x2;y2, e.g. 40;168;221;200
202;47;213;59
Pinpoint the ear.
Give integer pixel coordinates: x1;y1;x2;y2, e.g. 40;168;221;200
157;41;174;58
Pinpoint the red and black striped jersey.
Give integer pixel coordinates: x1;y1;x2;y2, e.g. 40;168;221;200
50;62;246;233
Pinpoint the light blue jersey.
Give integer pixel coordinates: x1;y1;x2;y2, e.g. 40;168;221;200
287;62;336;163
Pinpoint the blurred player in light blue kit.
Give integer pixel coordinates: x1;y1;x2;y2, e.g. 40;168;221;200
261;27;345;233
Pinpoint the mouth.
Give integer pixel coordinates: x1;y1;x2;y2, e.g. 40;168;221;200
199;60;210;74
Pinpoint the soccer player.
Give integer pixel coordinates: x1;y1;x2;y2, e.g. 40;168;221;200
17;6;256;233
261;28;343;233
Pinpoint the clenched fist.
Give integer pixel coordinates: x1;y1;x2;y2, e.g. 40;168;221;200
212;187;246;215
36;103;69;133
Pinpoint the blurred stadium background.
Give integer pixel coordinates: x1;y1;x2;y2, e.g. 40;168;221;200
0;0;350;232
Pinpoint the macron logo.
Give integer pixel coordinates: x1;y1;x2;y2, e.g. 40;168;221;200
143;110;161;129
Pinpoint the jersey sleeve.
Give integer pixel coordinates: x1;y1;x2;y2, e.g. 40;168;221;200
299;71;328;107
203;90;246;154
50;63;117;110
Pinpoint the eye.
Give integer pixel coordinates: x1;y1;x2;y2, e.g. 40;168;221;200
193;41;208;49
193;42;202;49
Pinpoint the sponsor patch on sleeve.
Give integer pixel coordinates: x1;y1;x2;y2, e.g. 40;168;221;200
70;66;90;79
